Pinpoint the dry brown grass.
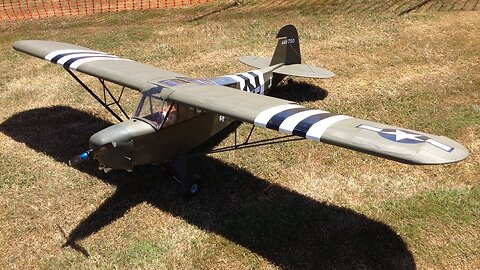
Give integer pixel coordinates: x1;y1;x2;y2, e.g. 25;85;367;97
0;1;478;269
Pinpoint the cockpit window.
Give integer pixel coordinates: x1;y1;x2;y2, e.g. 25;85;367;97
134;92;171;129
134;90;207;130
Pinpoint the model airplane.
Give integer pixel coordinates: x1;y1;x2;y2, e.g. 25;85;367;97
13;25;468;196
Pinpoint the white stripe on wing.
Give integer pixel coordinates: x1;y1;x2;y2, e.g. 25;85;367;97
70;57;130;70
56;53;114;65
305;115;352;141
254;104;303;127
45;49;99;61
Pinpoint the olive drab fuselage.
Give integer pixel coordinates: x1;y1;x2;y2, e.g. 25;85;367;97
88;69;281;170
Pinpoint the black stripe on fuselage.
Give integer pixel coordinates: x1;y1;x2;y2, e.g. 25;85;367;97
266;107;306;130
292;113;335;137
248;72;261;88
237;74;255;92
63;55;117;68
50;51;104;63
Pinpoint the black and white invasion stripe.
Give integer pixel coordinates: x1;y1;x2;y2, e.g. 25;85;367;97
254;104;351;141
45;49;131;70
224;69;265;94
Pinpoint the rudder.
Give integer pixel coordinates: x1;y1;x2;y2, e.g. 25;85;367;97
270;24;301;66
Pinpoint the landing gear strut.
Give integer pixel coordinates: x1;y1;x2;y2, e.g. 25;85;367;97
170;155;202;198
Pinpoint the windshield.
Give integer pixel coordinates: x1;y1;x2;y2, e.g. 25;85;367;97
133;91;173;129
133;89;207;130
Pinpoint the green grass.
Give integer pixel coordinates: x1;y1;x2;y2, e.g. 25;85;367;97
113;239;174;268
0;1;479;269
369;186;480;268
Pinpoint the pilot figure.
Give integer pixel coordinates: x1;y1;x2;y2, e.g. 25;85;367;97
157;103;177;128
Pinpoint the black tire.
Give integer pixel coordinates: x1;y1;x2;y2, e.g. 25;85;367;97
181;174;201;198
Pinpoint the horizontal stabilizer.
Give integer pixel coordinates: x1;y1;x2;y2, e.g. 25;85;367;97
240;56;335;79
274;64;335;79
239;56;272;69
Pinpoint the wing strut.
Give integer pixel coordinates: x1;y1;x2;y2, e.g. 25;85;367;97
98;78;129;120
64;68;129;122
190;122;305;157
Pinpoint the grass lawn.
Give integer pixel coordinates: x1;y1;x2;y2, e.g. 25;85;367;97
0;0;478;269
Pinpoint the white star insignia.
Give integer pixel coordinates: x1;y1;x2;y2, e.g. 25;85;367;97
381;129;424;142
357;124;454;152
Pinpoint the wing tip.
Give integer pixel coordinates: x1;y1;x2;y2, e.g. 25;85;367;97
12;40;28;51
410;138;469;165
419;150;469;165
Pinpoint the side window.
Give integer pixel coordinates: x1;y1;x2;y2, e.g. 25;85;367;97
178;104;198;122
195;108;206;117
162;103;178;128
178;104;189;122
134;93;208;129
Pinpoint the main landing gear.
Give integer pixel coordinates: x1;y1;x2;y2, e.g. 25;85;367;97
168;155;202;198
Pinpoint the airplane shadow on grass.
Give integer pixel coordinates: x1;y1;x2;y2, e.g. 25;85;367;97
271;79;329;102
0;84;415;269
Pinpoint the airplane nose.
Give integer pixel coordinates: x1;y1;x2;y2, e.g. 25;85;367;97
89;124;134;170
89;124;132;148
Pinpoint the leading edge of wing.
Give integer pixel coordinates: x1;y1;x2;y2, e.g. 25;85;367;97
162;84;468;165
13;40;185;91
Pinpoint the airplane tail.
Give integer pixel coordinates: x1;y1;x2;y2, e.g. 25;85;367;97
270;24;301;66
239;24;335;79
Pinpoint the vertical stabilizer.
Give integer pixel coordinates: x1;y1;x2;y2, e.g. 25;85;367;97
270;24;301;66
239;25;334;80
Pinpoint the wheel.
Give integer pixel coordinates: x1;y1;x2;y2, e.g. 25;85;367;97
181;174;201;198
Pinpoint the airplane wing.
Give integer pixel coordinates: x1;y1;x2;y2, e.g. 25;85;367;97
13;40;468;164
158;83;468;165
13;40;184;91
